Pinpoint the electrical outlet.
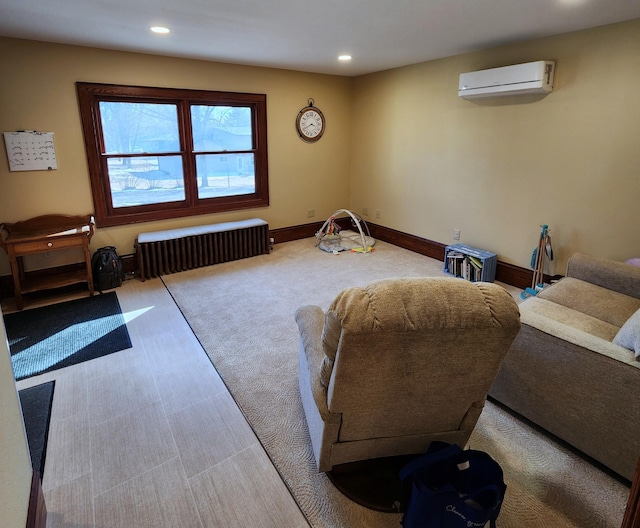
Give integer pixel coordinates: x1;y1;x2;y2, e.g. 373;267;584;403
376;210;381;219
307;209;315;218
453;229;460;240
362;207;369;216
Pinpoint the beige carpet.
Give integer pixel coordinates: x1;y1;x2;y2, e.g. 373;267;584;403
162;238;629;527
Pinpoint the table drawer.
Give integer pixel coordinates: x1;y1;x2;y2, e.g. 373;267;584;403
12;236;85;255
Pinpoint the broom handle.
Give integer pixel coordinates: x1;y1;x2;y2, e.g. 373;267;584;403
531;226;546;290
536;227;549;288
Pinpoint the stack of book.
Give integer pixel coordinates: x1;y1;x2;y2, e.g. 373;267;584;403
446;252;484;282
443;243;497;283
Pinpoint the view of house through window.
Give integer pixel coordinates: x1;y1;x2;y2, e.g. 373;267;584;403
191;105;255;200
100;101;185;207
77;83;268;227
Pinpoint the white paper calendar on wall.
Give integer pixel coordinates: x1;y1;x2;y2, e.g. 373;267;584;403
3;131;58;171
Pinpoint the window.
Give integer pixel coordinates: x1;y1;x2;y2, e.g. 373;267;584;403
77;83;269;227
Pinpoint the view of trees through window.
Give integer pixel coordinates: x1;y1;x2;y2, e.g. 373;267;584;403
77;83;268;227
100;102;255;208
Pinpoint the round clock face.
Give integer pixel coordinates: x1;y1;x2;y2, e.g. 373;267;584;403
296;107;325;142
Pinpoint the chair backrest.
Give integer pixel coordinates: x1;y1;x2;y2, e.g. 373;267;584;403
321;277;521;443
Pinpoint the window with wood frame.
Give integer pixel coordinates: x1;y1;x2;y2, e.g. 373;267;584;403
76;83;269;227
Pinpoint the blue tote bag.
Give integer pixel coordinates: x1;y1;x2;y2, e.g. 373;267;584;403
400;442;507;528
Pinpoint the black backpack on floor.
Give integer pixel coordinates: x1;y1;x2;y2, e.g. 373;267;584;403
92;246;124;292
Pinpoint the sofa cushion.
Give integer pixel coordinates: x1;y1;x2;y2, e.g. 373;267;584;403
614;309;640;358
519;305;639;366
538;277;640;328
520;296;620;341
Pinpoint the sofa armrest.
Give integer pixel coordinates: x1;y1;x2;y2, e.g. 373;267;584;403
567;253;640;299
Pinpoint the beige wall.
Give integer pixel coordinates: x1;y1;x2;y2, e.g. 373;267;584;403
0;38;353;275
350;19;640;274
0;315;33;528
2;22;639;277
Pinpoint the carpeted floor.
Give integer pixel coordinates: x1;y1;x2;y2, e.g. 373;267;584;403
5;292;132;381
163;238;629;527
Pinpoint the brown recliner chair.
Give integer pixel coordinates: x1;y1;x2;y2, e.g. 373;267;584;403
295;277;521;473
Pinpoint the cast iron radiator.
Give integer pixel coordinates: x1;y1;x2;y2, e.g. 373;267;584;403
136;218;269;281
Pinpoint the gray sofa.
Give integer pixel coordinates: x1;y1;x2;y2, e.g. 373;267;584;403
490;253;640;481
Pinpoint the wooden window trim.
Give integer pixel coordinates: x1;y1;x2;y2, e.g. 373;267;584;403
76;82;269;228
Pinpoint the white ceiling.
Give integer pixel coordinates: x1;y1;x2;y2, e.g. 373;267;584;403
1;0;639;76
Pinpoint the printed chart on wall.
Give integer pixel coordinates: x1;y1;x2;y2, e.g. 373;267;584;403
3;131;58;171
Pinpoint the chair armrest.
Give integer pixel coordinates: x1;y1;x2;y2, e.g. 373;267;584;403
567;253;640;299
295;305;340;424
295;305;325;361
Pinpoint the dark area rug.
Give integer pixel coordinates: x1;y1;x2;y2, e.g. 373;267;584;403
5;292;132;381
18;381;55;478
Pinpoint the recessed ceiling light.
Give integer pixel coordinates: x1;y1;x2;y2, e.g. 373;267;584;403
338;55;352;62
150;26;170;34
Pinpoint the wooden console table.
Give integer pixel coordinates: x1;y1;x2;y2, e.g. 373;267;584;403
0;214;95;310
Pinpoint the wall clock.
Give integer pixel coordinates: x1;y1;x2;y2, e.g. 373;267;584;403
296;99;325;142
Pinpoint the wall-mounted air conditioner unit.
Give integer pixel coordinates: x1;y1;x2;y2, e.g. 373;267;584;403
458;60;555;99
